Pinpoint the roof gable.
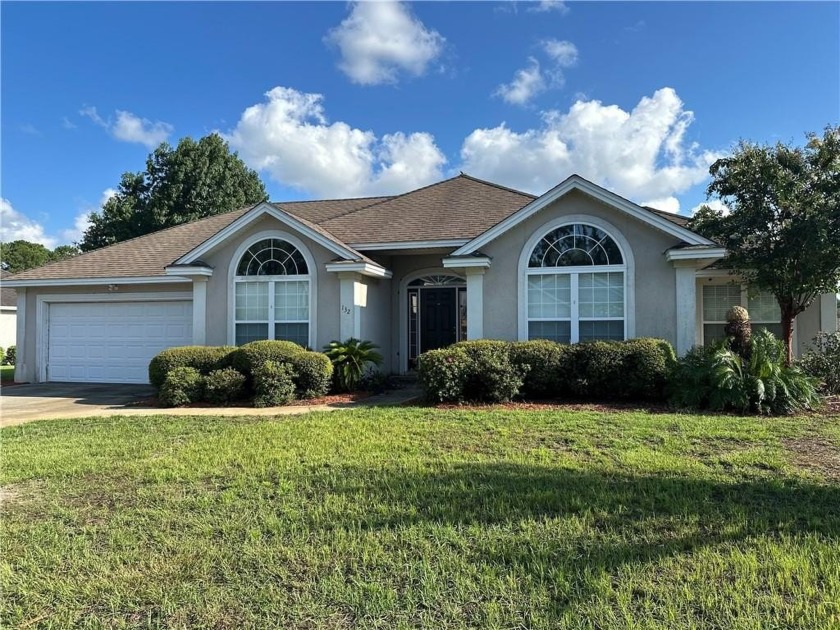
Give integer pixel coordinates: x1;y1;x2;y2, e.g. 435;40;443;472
451;174;713;256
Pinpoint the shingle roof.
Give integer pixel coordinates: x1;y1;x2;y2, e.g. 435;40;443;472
0;270;16;307
274;196;392;224
643;206;690;227
319;174;536;244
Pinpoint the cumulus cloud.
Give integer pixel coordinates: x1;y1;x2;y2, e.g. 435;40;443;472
462;87;721;212
80;106;173;148
496;40;578;105
528;0;569;14
324;1;445;85
224;86;446;197
60;188;117;243
0;198;56;248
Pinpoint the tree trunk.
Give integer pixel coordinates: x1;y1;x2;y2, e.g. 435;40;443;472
781;309;795;367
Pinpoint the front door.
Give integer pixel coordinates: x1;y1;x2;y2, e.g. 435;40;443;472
420;288;457;353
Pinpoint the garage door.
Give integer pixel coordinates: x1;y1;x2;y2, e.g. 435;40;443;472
47;301;193;384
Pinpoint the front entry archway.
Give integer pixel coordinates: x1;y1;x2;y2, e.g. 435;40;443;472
405;274;466;369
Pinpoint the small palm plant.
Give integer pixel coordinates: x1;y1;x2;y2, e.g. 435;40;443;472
323;338;384;392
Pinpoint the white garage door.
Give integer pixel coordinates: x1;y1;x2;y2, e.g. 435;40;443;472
47;300;193;384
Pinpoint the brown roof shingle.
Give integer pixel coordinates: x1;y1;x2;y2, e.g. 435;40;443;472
0;270;17;307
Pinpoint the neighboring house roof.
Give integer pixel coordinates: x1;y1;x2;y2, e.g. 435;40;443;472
643;206;690;227
0;270;17;307
319;174;536;245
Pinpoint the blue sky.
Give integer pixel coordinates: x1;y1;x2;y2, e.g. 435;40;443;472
2;1;838;248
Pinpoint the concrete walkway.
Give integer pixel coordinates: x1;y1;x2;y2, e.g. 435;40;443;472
0;382;423;428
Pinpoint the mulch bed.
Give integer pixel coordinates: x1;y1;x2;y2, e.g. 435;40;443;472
133;391;372;409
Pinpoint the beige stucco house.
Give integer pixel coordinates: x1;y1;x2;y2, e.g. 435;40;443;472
4;174;837;384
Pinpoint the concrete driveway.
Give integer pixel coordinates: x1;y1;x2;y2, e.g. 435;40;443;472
0;383;157;427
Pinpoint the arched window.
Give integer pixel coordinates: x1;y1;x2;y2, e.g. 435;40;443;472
234;238;311;346
526;223;626;343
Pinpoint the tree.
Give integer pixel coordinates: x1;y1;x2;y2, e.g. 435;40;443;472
80;133;267;251
690;125;840;365
51;244;80;262
0;240;52;273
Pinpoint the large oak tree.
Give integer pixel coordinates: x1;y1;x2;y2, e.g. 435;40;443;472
80;133;267;251
689;125;840;364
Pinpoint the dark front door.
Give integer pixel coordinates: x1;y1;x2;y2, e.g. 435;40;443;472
420;288;457;353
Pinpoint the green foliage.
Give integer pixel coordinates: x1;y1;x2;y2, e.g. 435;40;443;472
798;332;840;394
159;367;205;407
323;338;384;392
667;344;721;410
671;330;820;415
725;305;752;360
509;339;575;398
290;352;333;399
417;346;472;403
203;368;247;405
689;125;840;364
230;340;306;382
148;345;235;390
0;241;80;274
80;134;267;251
456;340;525;403
252;361;296;408
3;345;16;367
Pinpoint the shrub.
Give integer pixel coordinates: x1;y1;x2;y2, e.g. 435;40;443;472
619;338;677;401
159;367;205;407
509;339;574;398
725;305;752;360
290;351;333;399
149;345;234;389
204;367;246;405
4;345;16;367
231;340;305;382
253;360;296;408
668;344;719;410
417;346;471;403
323;338;384;392
453;340;525;403
799;332;840;394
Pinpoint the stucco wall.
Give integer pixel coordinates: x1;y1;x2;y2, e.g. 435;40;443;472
0;309;16;349
359;275;393;373
480;189;684;345
199;215;341;349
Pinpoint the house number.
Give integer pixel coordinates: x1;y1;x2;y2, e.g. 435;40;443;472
341;305;352;315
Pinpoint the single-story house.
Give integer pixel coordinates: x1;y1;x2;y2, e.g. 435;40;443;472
0;270;17;350
5;174;838;384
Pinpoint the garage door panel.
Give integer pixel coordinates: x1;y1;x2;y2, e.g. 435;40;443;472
48;300;193;384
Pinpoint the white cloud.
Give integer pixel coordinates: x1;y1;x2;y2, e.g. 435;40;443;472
461;87;721;211
690;199;730;216
641;197;681;214
80;106;173;148
541;39;578;67
324;1;445;85
59;189;118;244
495;58;546;106
0;198;56;248
224;86;446;197
528;0;569;14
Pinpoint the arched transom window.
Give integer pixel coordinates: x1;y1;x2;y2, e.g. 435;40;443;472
527;223;626;343
234;238;310;347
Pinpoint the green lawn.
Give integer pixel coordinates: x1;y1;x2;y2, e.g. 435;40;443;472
2;408;839;629
0;364;14;384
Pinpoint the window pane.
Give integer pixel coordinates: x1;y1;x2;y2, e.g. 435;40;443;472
703;323;728;344
579;272;623;318
235;282;268;320
579;320;624;341
275;280;309;321
237;239;308;276
748;292;779;322
702;284;741;321
275;323;309;347
235;323;269;346
528;320;571;343
527;274;571;318
529;224;622;267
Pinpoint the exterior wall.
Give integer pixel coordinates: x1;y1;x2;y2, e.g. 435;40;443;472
480;189;684;345
359;275;393;373
199;214;342;349
16;282;191;383
0;309;16;349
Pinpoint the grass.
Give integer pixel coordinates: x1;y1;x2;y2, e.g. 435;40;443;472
2;408;839;629
0;364;14;384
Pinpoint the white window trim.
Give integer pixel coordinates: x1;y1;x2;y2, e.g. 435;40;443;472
518;215;636;342
35;291;192;384
227;230;318;348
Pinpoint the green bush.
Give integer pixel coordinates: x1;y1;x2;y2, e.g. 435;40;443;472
3;345;16;367
204;368;246;405
231;340;305;382
149;345;234;389
417;346;471;403
668;344;720;410
323;338;384;392
509;339;574;398
290;352;333;399
800;332;840;394
454;340;525;403
253;360;296;408
159;367;205;407
619;338;677;401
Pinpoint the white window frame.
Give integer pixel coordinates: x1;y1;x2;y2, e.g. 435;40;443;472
227;230;317;347
518;215;635;343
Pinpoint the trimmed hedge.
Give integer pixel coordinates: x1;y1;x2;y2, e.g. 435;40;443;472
204;368;247;405
253;360;296;407
230;340;306;379
418;338;676;404
290;352;333;399
149;345;234;389
159;367;204;407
